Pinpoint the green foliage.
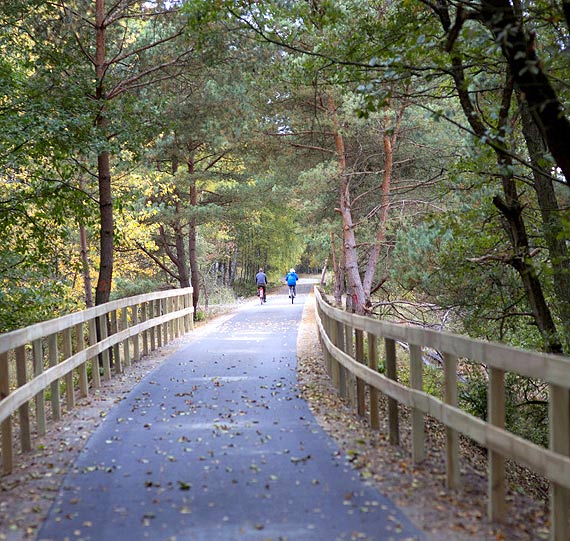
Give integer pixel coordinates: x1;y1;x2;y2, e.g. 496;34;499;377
459;367;549;447
110;278;167;301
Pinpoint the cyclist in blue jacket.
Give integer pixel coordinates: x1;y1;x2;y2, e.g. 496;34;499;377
285;268;299;297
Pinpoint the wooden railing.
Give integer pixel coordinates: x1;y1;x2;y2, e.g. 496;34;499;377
0;288;193;475
315;287;570;541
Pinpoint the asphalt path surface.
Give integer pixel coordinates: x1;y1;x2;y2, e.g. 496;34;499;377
37;279;424;541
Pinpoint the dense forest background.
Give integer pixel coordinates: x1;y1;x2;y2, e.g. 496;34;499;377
2;0;570;371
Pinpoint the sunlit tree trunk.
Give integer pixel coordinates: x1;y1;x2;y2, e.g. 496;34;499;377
94;0;113;306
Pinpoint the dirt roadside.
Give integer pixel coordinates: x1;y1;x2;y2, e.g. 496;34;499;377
0;291;549;541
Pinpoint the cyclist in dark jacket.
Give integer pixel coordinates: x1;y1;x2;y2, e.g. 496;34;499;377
255;268;267;302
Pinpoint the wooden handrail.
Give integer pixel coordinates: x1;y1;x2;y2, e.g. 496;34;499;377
314;287;569;541
0;289;190;355
0;288;193;475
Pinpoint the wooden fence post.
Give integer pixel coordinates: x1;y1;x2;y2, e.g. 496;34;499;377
141;303;149;357
175;296;182;338
410;344;425;463
156;300;163;348
345;323;356;407
355;329;365;417
88;318;101;389
444;353;460;489
48;333;61;421
99;315;111;381
75;323;88;398
32;339;46;436
121;308;130;369
0;352;13;474
163;299;169;345
549;384;570;541
330;318;340;389
336;321;347;399
149;301;157;351
110;310;122;374
132;306;140;362
187;292;194;331
367;333;380;429
324;311;332;377
15;346;31;452
63;328;75;411
488;367;506;522
385;337;399;446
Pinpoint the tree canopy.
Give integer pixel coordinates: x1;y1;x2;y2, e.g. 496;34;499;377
1;0;570;356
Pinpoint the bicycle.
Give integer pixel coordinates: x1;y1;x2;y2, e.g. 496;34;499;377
288;284;296;304
258;285;265;305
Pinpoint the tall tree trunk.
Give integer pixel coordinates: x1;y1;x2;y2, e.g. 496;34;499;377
432;1;562;352
493;172;563;354
328;95;366;313
362;103;406;297
330;232;343;304
174;200;190;288
187;157;200;316
519;99;570;351
94;0;113;306
95;154;113;306
78;176;94;308
79;223;94;308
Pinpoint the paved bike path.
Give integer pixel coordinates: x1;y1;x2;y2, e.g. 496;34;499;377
38;281;424;541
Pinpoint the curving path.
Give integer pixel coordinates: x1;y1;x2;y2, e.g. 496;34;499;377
37;279;425;541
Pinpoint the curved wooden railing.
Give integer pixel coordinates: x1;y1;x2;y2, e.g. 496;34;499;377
315;287;570;541
0;288;193;475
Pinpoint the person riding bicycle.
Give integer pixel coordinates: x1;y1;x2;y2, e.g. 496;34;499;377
255;267;268;302
285;268;299;297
